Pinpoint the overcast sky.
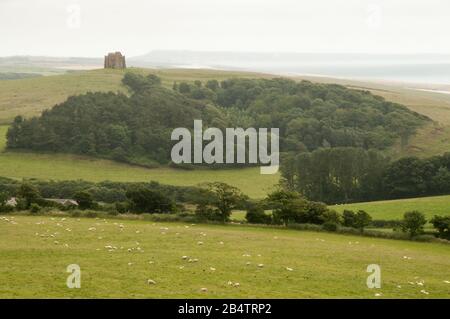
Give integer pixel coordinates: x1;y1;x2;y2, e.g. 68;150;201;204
0;0;449;57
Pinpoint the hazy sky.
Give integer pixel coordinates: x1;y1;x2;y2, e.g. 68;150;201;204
0;0;449;57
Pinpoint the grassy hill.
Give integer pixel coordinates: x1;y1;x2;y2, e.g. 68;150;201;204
1;215;449;298
331;195;450;220
0;125;278;199
1;67;450;198
0;68;269;124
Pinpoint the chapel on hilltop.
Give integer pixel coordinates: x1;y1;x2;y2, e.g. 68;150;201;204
104;52;126;69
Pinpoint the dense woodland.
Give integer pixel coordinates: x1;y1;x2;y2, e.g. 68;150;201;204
7;74;427;165
281;149;450;204
6;73;439;204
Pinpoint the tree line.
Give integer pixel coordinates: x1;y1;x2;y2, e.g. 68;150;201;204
281;148;450;204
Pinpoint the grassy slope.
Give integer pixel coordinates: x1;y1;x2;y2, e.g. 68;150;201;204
0;126;278;199
0;68;269;124
1;215;449;298
1;68;450;198
331;195;450;220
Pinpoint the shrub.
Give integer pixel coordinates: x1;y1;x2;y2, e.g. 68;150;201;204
18;183;41;208
342;210;356;227
0;204;14;213
29;203;41;214
402;211;427;238
430;215;450;240
370;219;403;229
126;187;175;214
245;205;272;224
322;221;338;232
194;204;222;222
115;201;130;214
74;191;94;210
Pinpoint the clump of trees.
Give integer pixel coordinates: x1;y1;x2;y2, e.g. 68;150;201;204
242;189;373;233
282;149;450;204
430;216;450;240
342;210;373;232
125;187;175;214
195;182;247;222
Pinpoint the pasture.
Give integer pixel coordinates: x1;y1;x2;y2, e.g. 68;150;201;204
331;195;450;220
0;126;278;199
0;215;449;298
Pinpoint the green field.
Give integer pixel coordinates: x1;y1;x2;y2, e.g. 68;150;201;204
331;195;450;220
1;215;449;298
0;68;268;124
0;126;278;198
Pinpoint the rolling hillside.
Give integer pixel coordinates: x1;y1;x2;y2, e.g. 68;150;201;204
0;68;269;124
331;195;450;220
2;67;450;158
1;67;450;199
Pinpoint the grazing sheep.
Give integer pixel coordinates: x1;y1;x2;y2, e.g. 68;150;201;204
200;288;208;292
147;279;156;285
420;290;429;295
286;267;293;271
257;264;264;268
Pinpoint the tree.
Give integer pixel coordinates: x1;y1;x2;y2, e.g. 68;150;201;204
126;187;175;214
74;191;94;210
342;210;356;227
198;182;247;222
122;73;149;93
178;82;191;94
402;211;427;238
430;215;450;240
205;80;219;91
17;183;41;209
267;189;306;225
321;210;342;231
353;210;372;232
122;73;161;93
